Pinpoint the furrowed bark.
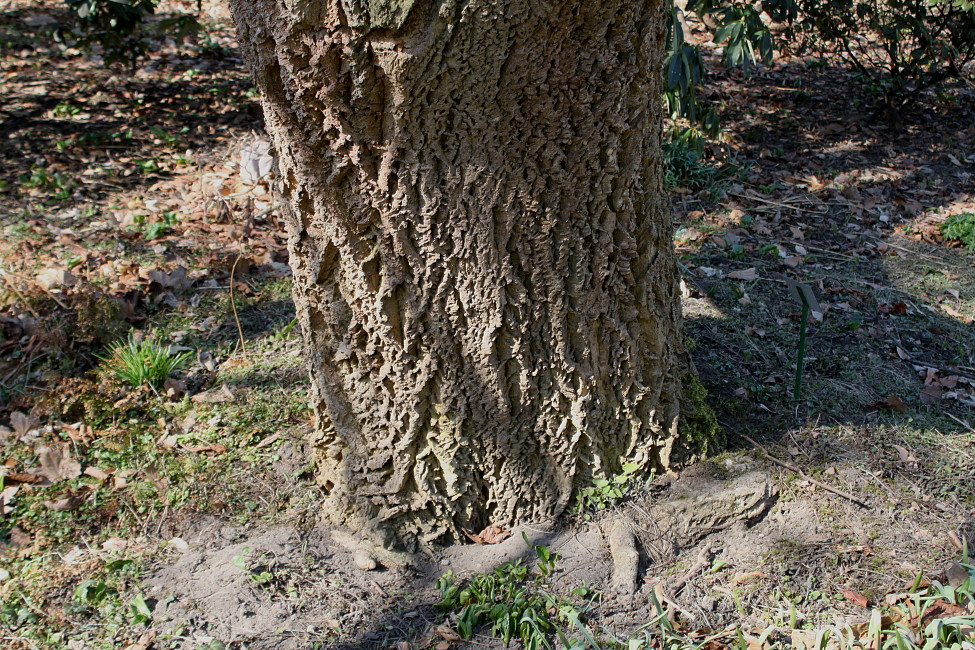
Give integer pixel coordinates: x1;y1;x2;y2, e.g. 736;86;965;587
230;0;716;550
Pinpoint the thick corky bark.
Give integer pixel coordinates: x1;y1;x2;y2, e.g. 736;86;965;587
230;0;714;549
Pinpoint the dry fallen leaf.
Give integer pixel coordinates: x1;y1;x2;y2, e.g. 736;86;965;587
9;526;32;548
121;631;155;650
198;351;218;372
61;422;92;443
144;464;170;493
918;599;968;627
5;472;43;484
869;395;907;413
164;377;185;400
114;469;137;490
945;562;970;588
9;411;40;437
947;531;965;551
64;546;86;565
102;537;130;552
148;266;190;290
839;588;869;608
1;485;18;515
191;384;237;403
731;570;768;585
36;267;77;289
885;592;912;606
892;445;919;470
790;629;819;649
463;524;512;545
728;267;759;281
239;137;274;183
43;496;80;512
34;445;82;483
919;384;941;404
84;467;111;481
848;614;902;638
434;625;463;642
183;443;227;455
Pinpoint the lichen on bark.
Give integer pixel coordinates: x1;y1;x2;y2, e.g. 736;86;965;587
230;0;718;550
365;0;417;29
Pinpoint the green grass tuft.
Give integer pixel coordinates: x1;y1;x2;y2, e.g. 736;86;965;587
98;332;191;389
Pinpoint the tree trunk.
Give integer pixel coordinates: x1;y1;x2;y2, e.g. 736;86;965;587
230;0;717;550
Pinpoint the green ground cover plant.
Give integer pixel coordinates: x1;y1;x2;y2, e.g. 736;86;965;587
436;537;599;650
940;213;975;251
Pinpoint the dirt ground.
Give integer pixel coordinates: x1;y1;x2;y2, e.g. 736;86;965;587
1;0;974;648
133;446;971;648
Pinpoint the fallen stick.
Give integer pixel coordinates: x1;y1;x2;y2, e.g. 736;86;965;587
727;191;829;214
229;252;248;358
722;423;872;509
670;540;715;596
946;412;975;434
1;274;40;317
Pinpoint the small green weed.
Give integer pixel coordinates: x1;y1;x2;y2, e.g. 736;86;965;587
99;333;191;389
134;159;160;174
52;102;81;118
729;244;747;261
142;210;180;240
149;126;187;146
64;558;152;634
18;165;76;201
941;213;975;251
615;559;975;650
622;590;735;650
231;546;276;586
664;139;716;192
664;138;747;199
572;462;641;516
876;559;975;650
436;538;596;650
270;317;298;343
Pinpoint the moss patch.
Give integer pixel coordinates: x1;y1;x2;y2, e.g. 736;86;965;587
679;373;724;459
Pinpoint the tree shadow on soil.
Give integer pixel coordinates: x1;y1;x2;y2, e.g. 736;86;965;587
0;5;260;205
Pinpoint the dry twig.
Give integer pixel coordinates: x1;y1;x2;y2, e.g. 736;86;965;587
723;422;872;509
670;540;715;595
230;253;248;358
